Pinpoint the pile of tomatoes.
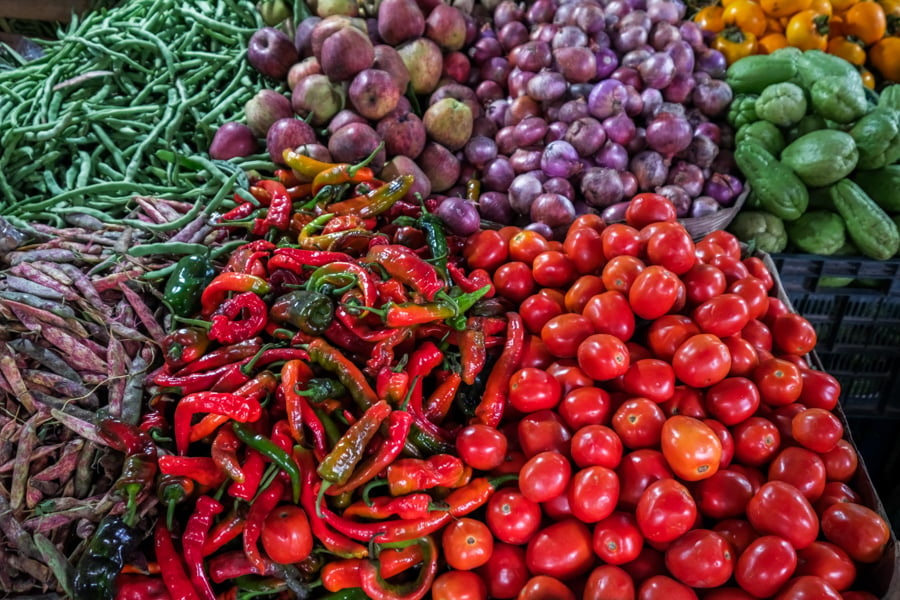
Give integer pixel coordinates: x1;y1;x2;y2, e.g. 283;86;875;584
436;194;893;599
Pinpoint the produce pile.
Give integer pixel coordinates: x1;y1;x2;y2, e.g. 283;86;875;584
723;49;900;262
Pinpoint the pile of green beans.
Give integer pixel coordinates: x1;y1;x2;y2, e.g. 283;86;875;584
0;0;278;227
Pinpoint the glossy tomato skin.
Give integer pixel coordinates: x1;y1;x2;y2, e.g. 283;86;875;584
443;518;494;570
612;397;667;450
723;336;760;378
741;318;773;353
747;481;819;549
729;276;770;320
646;226;696;275
704;230;742;260
713;518;759;556
731;416;781;467
617;449;675;510
602;255;647;294
565;274;606;313
519;335;554;370
703;418;735;468
693;293;751;338
646;315;700;363
821;502;891;563
464;229;508;272
532;250;578;288
563;227;606;274
510;229;551;264
767;446;827;502
626;193;678;228
509;367;562;413
547;361;594;396
773;575;843;600
517;575;576;600
665;529;735;588
602;223;644;259
693;468;755;520
637;574;699;600
620;359;676;403
517;409;572;458
519;450;572;503
583;290;636;341
541;313;594;359
773;313;818;355
704;376;760;426
797;368;841;411
456;424;508;471
791;408;843;454
578;333;631;381
821;439;858;483
754;357;803;406
795;541;857;592
635;478;698;544
660;415;723;481
735;535;798;598
815;481;862;515
526;518;595;579
742;255;774;290
661;386;707;419
493;261;535;304
671;333;732;389
571;424;623;469
592;510;645;565
520;293;565;334
260;505;313;564
568;465;620;523
487;489;542;545
559;387;612;430
432;570;488;600
479;543;530;599
629;265;682;320
583;565;636;599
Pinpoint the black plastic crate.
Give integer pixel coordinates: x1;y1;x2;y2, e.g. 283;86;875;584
770;254;900;417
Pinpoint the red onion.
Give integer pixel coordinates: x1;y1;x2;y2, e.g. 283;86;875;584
601;200;631;222
499;20;530;51
650;21;681;50
596;141;630;170
566;117;607;156
494;0;525;28
554;46;597;83
679;21;705;50
532;192;577;227
509;172;544;214
525;221;555;239
595;47;620;79
603;111;637;146
476;80;506;104
623;47;654;69
677;134;719;169
527;70;568;101
508;67;536;98
645;112;692;157
531;22;559;43
695;47;727;78
703;172;743;206
471;36;503;64
436;196;482;236
558;98;590;123
619;9;651;31
613;25;648;53
553;25;589;48
511;40;553;71
575;3;607;34
689;195;721;218
662;72;696;104
543;176;575;199
610;66;643;90
545;121;569;143
619;170;638;197
625;126;646;154
553;2;579;26
472;115;499;138
647;0;684;24
210;122;258;160
541;140;582;178
638;52;675;89
666;160;705;197
604;0;633;23
588;79;629;119
482;156;516;191
513;116;549;147
624;85;644;116
479;56;512;84
478;191;514;224
664;40;695;73
511;147;545;173
692;78;734;118
580;166;624;207
640;87;663;118
463;135;498;169
656;184;691;216
695;121;722;144
630;150;669;190
527;0;559;25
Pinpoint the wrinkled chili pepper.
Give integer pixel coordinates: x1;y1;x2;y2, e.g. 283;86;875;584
114;573;170;600
297;213;373;251
155;519;200;600
220;201;256;223
98;418;158;527
227;449;265;501
307;338;379;410
200;273;271;317
365;244;443;301
183;495;223;600
448;262;495;297
384;454;467;496
208;292;268;345
297;377;347;403
334;305;394;343
257;180;292;232
307;262;377;311
317;400;392;492
174;391;263;455
374;278;408;304
156;360;254;396
344;493;443;520
231;421;301;504
459;328;486;387
424;371;462;423
161;328;210;371
209;364;253;394
324;317;375;355
376;367;410;406
157;474;195;531
165;253;217;318
268;290;334;336
171;338;262;377
326;174;413;219
311;143;381;196
321;544;425;593
189;371;277;443
224;240;275;277
73;515;142;600
202;506;246;557
244;476;285;575
158;456;226;489
211;426;245;484
270;247;354;268
359;536;438;600
281;359;328;459
282;148;339;180
140;395;171;443
366;326;413;375
474;311;524;428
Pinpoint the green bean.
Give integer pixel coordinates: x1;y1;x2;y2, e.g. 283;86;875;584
127;242;209;257
121;171;238;231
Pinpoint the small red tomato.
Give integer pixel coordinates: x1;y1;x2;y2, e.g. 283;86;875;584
791;408;843;454
820;502;891;563
693;293;751;338
568;465;620;523
798;369;841;411
509;229;551;264
646;314;701;363
464;229;508;272
645;225;696;275
767;446;827;503
753;357;803;406
456;424;508;471
713;518;759;556
612;397;667;449
742;256;774;290
478;543;529;599
734;535;797;598
487;489;542;545
661;386;707;419
602;254;647;294
626;193;678;228
541;313;594;358
526;519;595;579
620;359;676;403
517;409;572;458
509;367;562;413
493;261;535;304
563;226;606;274
260;505;313;565
703;230;742;260
520;293;565;335
635;478;698;544
577;333;630;381
694;468;755;520
517;575;576;600
747;481;819;550
583;290;636;341
773;575;843;600
773;313;818;355
558;386;612;430
432;570;488;600
671;333;732;389
731;416;781;467
602;222;644;259
584;565;636;599
629;265;683;320
795;541;857;592
592;511;645;565
616;449;674;511
722;336;760;378
443;518;494;570
571;424;623;469
665;529;735;588
519;451;572;503
821;439;858;483
564;274;606;313
637;574;699;600
704;376;760;426
660;415;723;481
532;250;578;288
681;263;728;307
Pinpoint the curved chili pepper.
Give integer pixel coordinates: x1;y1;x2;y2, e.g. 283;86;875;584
158;359;254;396
280;360;328;460
376;368;410;406
200;273;271;317
334;305;394;343
326;175;413;219
227;449;265;502
374;278;408;304
189;371;277;443
424;371;462;423
447;262;495;297
155;519;200;600
321;544;425;593
307;262;377;310
366;326;413;376
365;243;443;301
311;143;381;196
231;421;301;504
317;401;392;493
385;454;466;496
158;456;226;489
74;515;141;600
307;338;379;410
474;312;524;428
268;290;334;336
219;201;256;223
211;427;244;483
358;536;438;600
208;292;268;345
161;328;210;371
115;573;170;600
271;247;354;268
257;180;292;232
202;507;246;557
296;377;347;403
183;495;223;600
157;474;195;531
170;338;262;377
98;418;158;528
282;148;339;180
275;168;302;187
343;493;439;521
243;476;284;574
174;392;262;455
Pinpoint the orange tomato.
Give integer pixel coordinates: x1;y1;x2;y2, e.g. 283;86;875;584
860;67;877;89
826;35;867;65
831;0;860;10
661;415;723;482
723;0;769;37
694;5;727;33
842;1;887;45
760;0;812;17
760;32;790;52
809;0;834;16
785;9;830;50
870;37;900;82
713;29;760;63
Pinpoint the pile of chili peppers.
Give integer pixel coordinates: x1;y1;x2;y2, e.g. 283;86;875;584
84;152;523;600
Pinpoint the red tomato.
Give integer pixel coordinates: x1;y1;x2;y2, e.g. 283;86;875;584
815;481;862;515
694;468;755;520
621;359;676;403
571;212;608;233
637;574;699;600
443;518;494;570
741;318;773;353
693;293;751;338
646;225;696;275
509;367;562;413
592;511;645;565
704;376;760;426
795;541;857;592
626;193;678;228
464;229;508;272
797;369;841;411
729;276;770;320
703;588;756;599
694;239;727;264
671;333;731;389
487;489;542;545
563;226;606;274
773;313;818;355
568;465;619;522
734;535;798;598
519;334;554;370
791;408;843;454
728;463;766;494
517;576;576;600
616;449;674;510
629;265;682;320
821;439;858;482
583;290;636;341
708;254;751;285
612;397;667;449
665;529;735;588
526;519;595;579
578;333;631;381
547;361;594;395
559;386;612;430
260;505;313;564
763;296;791;326
456;424;508;471
571;424;623;469
821;502;891;563
660;415;723;481
532;250;578;288
774;576;843;599
747;481;819;549
713;518;759;556
602;254;646;294
731;416;781;467
519;450;572;503
768;402;806;441
479;543;529;599
704;418;735;468
753;357;803;406
703;230;742;260
520;293;565;334
602;222;644;259
661;386;707;419
635;478;698;543
517;410;572;458
682;263;728;307
498;226;522;241
565;274;606;313
646;315;700;363
584;565;636;599
509;229;551;264
742;256;775;290
432;570;488;600
722;336;760;377
541;313;594;358
541;488;574;521
767;446;827;502
493;261;535;304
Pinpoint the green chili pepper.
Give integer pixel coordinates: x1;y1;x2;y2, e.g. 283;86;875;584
72;515;140;600
163;253;216;317
297;377;348;403
268;290;334;335
231;421;302;504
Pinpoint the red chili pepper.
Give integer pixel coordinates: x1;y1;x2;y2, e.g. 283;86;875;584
376;367;410;406
98;418;158;525
459;326;486;387
115;573;170;600
281;359;328;460
170;338;262;377
174;391;262;455
322;214;370;234
365;244;444;301
386;454;467;496
318;400;392;488
202;507;245;557
209;363;253;394
335;305;395;343
227;449;265;501
243;476;285;574
274;168;301;187
182;495;223;600
211;427;244;484
257;180;293;232
271;247;354;269
311;150;379;196
153;361;249;396
155;519;200;600
424;371;461;423
158;456;226;489
307;338;379;411
366;326;413;376
208;292;268;345
189;371;277;443
324;318;375;356
359;536;438;600
200;273;271;317
343;493;438;520
307;261;378;310
326;174;413;219
287;183;312;200
474;312;525;428
219;201;256;223
375;278;409;304
448;263;495;297
161;328;210;371
321;544;425;592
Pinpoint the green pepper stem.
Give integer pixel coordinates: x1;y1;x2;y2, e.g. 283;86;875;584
348;141;384;178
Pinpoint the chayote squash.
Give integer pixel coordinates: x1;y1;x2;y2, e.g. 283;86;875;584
849;107;900;170
829;179;900;260
726;53;799;95
755;82;807;128
727;94;760;129
795;49;861;92
878;84;900;113
780;130;859;187
736;120;786;157
785;210;846;255
728;210;788;253
851;165;900;212
809;75;869;124
734;141;809;221
785;114;828;144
